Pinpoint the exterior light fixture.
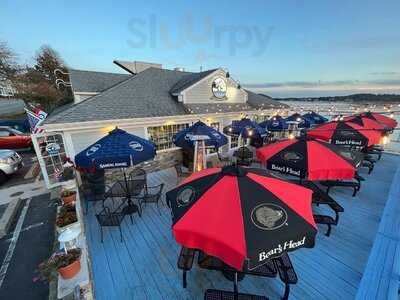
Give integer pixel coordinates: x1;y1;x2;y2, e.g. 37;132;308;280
381;135;389;145
288;132;295;140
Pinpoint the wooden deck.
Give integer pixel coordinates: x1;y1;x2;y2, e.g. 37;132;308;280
84;154;400;300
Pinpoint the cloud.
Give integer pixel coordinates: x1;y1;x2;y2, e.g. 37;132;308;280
243;79;400;89
243;79;400;98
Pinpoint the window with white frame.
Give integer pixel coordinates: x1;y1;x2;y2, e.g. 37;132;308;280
147;123;189;151
230;136;239;148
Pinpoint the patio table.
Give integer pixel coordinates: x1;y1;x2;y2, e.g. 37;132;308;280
197;250;277;299
105;179;146;217
233;147;254;165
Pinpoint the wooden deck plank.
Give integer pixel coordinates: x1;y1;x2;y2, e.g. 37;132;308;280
356;161;400;300
84;154;400;300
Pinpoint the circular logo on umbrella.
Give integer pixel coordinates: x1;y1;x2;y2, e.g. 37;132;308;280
251;204;287;230
129;141;144;151
281;151;303;162
86;144;101;156
176;186;196;207
340;130;356;137
272;121;280;127
212;132;222;139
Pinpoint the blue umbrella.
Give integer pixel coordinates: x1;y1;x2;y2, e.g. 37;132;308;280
75;127;156;170
259;115;289;131
223;118;268;138
302;111;328;125
173;121;228;150
285;113;313;128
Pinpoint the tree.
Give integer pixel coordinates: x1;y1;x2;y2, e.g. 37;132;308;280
0;41;19;80
34;45;68;84
14;45;72;111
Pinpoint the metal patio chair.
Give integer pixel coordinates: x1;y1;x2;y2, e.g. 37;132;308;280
135;183;165;215
79;183;107;215
95;201;127;243
174;164;191;184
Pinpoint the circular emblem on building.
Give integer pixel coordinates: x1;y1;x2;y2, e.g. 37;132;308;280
251;204;287;230
129;141;144;151
176;186;196;207
86;144;101;156
211;77;227;99
281;151;303;162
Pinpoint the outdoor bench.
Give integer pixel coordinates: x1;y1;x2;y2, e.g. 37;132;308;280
273;252;298;300
204;289;269;300
178;247;297;300
319;180;360;197
298;180;344;224
177;247;195;288
313;214;336;236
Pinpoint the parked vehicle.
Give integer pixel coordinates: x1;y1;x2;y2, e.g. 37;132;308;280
0;118;31;133
0;149;23;183
0;126;32;150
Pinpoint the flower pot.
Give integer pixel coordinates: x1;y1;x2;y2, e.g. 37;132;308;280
58;257;81;279
61;192;76;206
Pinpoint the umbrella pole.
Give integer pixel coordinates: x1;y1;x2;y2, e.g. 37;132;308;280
122;168;130;203
233;272;238;300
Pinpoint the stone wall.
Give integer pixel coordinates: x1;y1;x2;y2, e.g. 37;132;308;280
104;149;182;183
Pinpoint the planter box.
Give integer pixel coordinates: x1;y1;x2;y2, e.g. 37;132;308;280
56;220;80;234
61;179;77;190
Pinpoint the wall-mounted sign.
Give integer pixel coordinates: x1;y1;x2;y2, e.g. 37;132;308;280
46;142;61;156
211;77;227;99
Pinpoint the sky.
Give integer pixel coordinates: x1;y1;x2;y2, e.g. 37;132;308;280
1;0;400;97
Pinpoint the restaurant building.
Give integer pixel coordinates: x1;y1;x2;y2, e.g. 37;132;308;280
36;60;289;187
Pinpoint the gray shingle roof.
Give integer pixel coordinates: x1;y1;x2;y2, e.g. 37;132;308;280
45;68;287;125
45;68;190;124
69;69;131;93
170;69;217;95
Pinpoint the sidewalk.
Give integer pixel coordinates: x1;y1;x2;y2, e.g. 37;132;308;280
0;181;47;206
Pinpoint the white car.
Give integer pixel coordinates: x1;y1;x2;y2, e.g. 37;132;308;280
0;149;23;184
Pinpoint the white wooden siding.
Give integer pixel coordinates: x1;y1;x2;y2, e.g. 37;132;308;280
184;69;246;104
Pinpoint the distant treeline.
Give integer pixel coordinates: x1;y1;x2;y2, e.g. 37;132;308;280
273;93;400;102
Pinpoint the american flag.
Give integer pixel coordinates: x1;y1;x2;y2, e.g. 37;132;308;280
25;107;47;134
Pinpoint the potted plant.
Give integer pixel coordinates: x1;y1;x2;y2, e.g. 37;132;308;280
34;248;82;281
60;189;76;206
56;206;78;233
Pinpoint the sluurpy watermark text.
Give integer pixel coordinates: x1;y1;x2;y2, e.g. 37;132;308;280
127;12;274;60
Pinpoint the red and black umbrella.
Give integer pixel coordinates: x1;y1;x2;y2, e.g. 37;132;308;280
307;120;381;147
343;115;386;131
256;136;362;180
166;165;317;271
360;111;397;129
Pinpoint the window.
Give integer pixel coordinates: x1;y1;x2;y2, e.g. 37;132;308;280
147;123;189;151
0;130;10;137
230;136;239;149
